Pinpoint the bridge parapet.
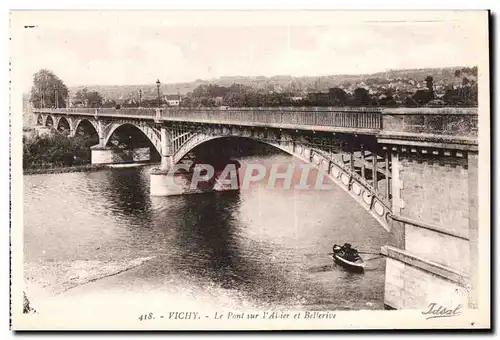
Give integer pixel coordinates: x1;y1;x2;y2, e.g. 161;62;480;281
34;106;478;142
377;107;478;150
381;107;478;137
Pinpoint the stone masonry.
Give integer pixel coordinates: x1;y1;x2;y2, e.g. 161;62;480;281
399;153;469;236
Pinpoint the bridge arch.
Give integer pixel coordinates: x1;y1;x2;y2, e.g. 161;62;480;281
104;123;161;155
171;130;393;231
56;116;71;133
104;123;162;156
36;114;44;126
44;115;54;128
74;118;99;137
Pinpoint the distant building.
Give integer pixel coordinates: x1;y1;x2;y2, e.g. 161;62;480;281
115;98;137;107
164;94;181;106
71;100;85;108
214;96;224;106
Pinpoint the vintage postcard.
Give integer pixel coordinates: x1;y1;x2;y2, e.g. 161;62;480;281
10;10;490;330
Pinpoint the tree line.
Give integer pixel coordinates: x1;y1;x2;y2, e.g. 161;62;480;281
29;68;478;110
23;133;97;169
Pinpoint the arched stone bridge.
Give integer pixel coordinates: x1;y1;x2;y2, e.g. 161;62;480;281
33;106;479;311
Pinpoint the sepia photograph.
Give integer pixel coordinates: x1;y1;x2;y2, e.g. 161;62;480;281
9;10;490;330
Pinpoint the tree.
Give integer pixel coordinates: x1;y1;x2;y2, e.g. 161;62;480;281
328;88;348;106
469;81;478;105
88;91;104;108
102;99;117;108
351;88;371;106
73;88;89;106
378;93;397;107
30;69;69;108
471;66;478;77
413;89;432;106
73;87;104;108
404;96;418;107
425;76;434;99
443;89;463;106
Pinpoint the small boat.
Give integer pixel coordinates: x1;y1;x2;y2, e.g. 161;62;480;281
331;244;365;272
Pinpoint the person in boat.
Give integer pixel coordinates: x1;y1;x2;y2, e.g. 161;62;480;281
341;243;358;262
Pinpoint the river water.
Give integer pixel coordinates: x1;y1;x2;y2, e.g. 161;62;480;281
24;153;394;312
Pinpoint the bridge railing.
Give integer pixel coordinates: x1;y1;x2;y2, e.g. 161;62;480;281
34;107;383;130
161;107;382;130
35;107;157;117
34;106;478;135
98;108;157;117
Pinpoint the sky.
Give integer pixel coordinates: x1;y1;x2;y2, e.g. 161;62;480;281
11;11;487;92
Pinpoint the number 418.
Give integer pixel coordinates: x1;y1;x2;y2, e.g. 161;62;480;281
138;312;154;321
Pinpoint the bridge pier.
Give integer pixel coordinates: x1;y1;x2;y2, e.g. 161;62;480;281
382;146;478;310
150;127;176;195
150;126;242;196
150;160;241;196
159;127;173;171
91;145;151;165
90;145;114;164
150;167;189;196
97;119;106;147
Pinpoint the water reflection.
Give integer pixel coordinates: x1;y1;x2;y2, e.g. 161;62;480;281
102;167;152;217
168;192;243;286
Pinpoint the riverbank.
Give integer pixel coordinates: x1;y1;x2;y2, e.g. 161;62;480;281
24;164;107;175
24;256;156;313
24;161;158;175
23;131;98;170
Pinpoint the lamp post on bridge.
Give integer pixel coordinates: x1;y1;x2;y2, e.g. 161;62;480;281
40;85;44;109
52;84;66;108
139;88;143;108
156;79;161;108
